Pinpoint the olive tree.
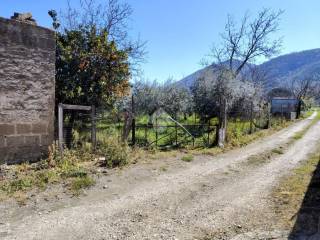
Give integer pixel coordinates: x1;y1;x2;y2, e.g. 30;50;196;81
133;79;193;123
205;8;283;147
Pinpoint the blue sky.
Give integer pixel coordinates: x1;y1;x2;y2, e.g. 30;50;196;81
2;0;320;82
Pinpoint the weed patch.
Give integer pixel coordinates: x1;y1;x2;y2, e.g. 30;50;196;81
272;148;284;155
181;155;194;162
159;166;168;172
99;137;129;168
70;176;95;195
0;146;97;201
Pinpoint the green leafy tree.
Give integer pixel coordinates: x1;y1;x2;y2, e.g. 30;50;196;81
48;0;145;145
49;0;145;108
53;25;131;107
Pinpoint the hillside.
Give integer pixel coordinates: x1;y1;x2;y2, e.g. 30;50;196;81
177;48;320;90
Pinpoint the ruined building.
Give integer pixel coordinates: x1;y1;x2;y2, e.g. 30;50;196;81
0;13;55;164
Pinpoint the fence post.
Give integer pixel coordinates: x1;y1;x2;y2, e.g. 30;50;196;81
155;117;158;147
207;121;210;146
58;103;64;155
131;94;136;146
249;101;254;134
267;102;271;129
215;125;219;146
91;105;96;151
175;122;178;146
144;126;147;145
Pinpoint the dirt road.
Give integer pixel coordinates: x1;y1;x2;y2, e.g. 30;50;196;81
1;113;320;240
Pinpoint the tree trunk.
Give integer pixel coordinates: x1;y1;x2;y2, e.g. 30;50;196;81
217;98;227;147
297;99;302;119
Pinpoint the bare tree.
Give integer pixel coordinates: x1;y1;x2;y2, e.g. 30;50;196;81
205;8;283;147
290;75;320;117
59;0;147;73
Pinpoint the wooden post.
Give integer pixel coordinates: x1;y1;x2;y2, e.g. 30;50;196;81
91;105;96;151
215;125;219;146
58;103;64;155
131;94;136;146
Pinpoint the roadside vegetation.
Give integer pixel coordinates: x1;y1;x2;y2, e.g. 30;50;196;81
292;110;320;141
181;155;194;162
0;147;96;202
0;136;132;202
0;114;296;203
272;150;320;230
1;0;319;205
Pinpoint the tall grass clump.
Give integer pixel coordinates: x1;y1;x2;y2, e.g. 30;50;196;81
99;136;129;168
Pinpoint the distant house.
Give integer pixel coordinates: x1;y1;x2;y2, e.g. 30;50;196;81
271;97;301;120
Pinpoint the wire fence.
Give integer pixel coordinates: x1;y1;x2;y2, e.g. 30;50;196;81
55;102;289;152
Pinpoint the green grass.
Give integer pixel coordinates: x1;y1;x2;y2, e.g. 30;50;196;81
0;147;97;200
272;148;284;155
70;176;95;195
159;166;168;172
292;110;320;141
181;154;194;162
73;112;291;150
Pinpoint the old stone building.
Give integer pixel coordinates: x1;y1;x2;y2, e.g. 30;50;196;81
0;14;55;164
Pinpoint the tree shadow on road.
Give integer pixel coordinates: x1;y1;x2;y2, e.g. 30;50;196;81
289;154;320;239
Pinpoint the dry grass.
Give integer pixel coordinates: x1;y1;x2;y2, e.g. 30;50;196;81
0;146;97;201
272;152;320;229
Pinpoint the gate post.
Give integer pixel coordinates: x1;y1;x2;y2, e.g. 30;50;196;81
131;94;136;146
58;103;64;155
91;105;96;151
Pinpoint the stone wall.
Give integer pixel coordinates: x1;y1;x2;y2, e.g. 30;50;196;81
0;17;55;164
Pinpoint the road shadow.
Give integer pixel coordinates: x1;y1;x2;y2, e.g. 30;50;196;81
289;154;320;239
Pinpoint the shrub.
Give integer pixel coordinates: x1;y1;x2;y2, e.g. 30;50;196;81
99;137;129;168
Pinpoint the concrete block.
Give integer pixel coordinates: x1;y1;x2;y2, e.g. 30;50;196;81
6;135;24;147
0;135;5;147
16;123;31;134
0;124;15;135
32;123;47;134
40;134;51;146
24;135;40;145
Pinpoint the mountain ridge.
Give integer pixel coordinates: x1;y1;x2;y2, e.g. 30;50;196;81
177;48;320;90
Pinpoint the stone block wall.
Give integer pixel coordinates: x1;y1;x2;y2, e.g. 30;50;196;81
0;17;55;164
